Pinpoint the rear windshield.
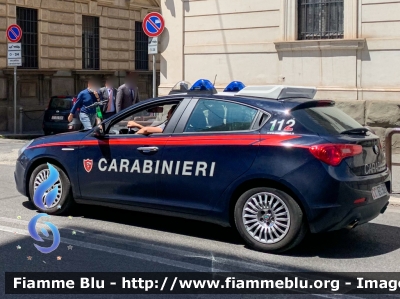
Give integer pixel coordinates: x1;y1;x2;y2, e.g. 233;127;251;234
49;97;73;110
291;107;362;135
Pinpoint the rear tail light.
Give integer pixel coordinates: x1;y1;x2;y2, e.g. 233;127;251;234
309;144;363;166
354;198;366;204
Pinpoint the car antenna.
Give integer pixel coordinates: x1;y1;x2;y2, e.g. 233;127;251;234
213;74;217;87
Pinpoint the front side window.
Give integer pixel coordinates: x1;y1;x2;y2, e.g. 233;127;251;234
298;0;344;40
108;102;180;135
82;16;99;70
184;99;258;133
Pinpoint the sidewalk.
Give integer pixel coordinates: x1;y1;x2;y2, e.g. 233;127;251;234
0;131;43;140
390;196;400;207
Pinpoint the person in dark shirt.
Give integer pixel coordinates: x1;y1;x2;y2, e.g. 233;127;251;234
68;78;101;130
116;72;140;113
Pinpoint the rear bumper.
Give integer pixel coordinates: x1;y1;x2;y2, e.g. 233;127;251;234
327;196;389;232
307;170;391;233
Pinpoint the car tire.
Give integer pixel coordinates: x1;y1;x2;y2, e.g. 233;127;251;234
28;163;74;215
234;187;307;253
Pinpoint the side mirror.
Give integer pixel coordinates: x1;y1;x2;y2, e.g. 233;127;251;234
92;125;105;138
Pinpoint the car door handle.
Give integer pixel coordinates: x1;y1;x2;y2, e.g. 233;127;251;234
137;147;159;153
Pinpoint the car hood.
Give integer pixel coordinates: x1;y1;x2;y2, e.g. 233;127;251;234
28;130;89;148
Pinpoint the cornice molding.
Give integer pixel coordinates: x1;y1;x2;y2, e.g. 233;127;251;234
274;39;366;52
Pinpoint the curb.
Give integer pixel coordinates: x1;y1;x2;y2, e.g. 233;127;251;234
0;134;43;140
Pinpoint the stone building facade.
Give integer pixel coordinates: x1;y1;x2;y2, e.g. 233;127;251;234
159;0;400;148
0;0;161;132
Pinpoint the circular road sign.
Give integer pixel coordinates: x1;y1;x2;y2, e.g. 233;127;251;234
142;12;165;38
6;24;23;43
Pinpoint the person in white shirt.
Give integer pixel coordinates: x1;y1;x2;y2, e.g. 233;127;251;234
99;76;117;119
127;105;177;135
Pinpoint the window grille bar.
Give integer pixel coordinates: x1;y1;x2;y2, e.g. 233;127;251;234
135;22;149;71
298;0;344;40
16;7;38;69
82;16;100;70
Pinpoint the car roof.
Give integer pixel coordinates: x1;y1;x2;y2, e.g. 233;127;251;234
156;93;315;112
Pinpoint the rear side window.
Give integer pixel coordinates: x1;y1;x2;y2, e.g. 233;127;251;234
184;99;258;133
291;107;362;135
49;97;73;110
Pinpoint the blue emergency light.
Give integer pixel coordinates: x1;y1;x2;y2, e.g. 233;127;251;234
190;79;215;91
189;79;217;94
223;81;246;92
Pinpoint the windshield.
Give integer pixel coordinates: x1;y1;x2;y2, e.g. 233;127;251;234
49;97;73;110
291;107;363;135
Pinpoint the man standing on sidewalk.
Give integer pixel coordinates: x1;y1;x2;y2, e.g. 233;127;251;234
116;72;140;113
68;77;101;130
99;76;117;119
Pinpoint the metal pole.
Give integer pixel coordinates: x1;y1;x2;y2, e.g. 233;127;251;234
13;66;17;134
19;107;23;134
385;128;400;193
153;54;156;98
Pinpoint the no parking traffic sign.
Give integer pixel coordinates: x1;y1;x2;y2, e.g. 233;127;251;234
142;12;165;38
6;24;23;43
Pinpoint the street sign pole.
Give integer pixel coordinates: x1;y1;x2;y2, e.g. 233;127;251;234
148;37;158;98
153;55;156;98
14;66;16;134
6;25;22;134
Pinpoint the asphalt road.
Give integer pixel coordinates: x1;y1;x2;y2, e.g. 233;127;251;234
1;139;400;299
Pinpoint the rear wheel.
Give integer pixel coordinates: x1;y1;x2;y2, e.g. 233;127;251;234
28;163;74;215
234;187;307;253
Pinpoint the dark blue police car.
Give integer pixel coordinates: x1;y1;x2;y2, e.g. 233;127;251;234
15;80;390;253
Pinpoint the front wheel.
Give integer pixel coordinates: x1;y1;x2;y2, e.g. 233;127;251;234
234;187;307;253
28;163;74;215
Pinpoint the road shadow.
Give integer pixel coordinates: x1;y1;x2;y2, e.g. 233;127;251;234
288;222;400;259
20;200;400;260
67;203;243;246
22;200;36;210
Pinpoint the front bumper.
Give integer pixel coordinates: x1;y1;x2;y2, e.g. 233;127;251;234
14;159;27;196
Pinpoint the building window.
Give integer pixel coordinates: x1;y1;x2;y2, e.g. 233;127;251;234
82;16;99;70
135;22;148;70
298;0;344;40
16;7;38;69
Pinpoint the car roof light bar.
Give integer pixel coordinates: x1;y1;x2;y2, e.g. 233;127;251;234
236;85;317;100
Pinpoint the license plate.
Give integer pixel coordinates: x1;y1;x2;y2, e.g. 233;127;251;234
52;116;64;120
372;184;388;200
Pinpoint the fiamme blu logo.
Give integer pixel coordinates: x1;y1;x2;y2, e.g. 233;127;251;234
28;163;61;254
